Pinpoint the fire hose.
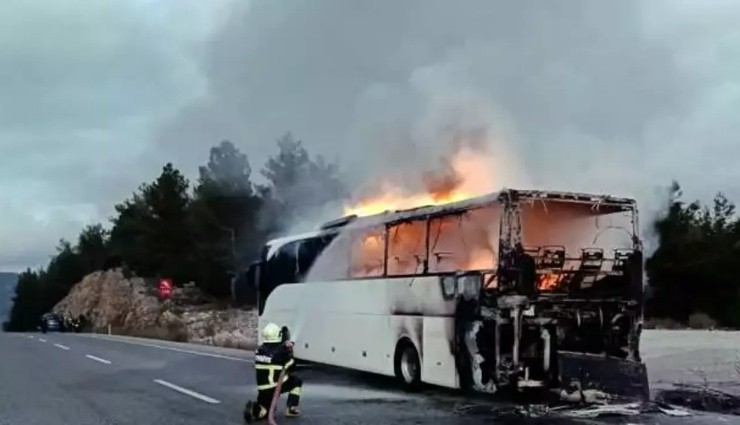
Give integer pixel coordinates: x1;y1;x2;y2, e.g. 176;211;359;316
267;368;288;425
268;327;293;425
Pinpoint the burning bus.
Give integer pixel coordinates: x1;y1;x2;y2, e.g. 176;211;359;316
247;189;647;398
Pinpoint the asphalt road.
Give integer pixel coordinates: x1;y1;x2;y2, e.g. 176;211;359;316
642;330;740;397
1;331;738;424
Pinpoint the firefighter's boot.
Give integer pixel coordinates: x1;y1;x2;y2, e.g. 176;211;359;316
243;401;254;423
285;385;301;417
243;401;268;423
285;406;301;418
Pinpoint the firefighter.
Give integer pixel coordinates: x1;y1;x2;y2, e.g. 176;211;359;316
243;323;302;422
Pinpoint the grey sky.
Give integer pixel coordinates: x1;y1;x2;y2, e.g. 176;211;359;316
2;0;740;271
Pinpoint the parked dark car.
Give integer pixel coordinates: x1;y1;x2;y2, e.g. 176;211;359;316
40;313;64;333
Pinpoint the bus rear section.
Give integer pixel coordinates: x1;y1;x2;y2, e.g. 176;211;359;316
456;191;647;399
250;189;648;399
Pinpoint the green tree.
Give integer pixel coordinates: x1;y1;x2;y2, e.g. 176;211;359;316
261;132;345;231
142;163;193;282
6;269;45;331
108;192;150;273
77;224;110;273
191;141;263;297
109;163;194;284
41;240;85;313
646;182;740;327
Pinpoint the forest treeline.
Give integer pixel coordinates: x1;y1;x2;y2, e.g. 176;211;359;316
3;138;739;331
4;133;344;331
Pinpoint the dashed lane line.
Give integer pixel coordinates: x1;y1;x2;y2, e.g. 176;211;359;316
82;334;252;363
38;338;47;342
85;354;112;365
54;343;70;350
153;379;220;404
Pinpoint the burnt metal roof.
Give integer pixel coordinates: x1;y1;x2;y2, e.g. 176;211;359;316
266;188;637;248
339;188;637;230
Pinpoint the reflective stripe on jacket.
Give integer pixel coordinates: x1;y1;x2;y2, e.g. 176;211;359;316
254;343;294;390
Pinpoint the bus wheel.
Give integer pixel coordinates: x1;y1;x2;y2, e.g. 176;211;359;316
394;340;421;391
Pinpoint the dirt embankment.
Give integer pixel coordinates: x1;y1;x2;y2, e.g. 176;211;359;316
53;269;258;349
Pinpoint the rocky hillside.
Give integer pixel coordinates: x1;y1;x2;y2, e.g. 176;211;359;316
53;269;258;349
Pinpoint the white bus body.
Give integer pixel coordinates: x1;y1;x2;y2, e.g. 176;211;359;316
261;276;461;388
250;189;647;397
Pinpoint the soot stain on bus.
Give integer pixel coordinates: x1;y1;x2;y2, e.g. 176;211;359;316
247;189;650;401
390;315;424;360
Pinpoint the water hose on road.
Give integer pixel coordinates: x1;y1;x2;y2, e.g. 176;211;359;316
267;330;294;425
268;368;288;425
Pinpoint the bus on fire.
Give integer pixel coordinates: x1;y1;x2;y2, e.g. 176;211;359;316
245;189;647;397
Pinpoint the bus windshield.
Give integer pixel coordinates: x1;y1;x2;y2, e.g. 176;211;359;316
255;232;338;311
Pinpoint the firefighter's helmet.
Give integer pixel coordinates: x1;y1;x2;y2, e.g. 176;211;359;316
262;323;282;343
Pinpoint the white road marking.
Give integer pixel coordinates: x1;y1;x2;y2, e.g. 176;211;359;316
54;343;70;350
153;379;220;404
86;354;111;364
38;338;47;342
27;335;34;339
83;335;252;363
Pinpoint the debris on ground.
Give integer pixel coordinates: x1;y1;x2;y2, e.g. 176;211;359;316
655;384;740;415
560;402;643;419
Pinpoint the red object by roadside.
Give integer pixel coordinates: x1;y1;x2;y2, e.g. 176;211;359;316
158;278;173;299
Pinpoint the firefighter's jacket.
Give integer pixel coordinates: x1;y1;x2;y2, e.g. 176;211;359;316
254;343;295;391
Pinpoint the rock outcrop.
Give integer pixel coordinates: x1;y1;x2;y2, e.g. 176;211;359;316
53;269;257;349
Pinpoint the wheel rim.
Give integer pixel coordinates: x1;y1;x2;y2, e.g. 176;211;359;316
400;347;418;383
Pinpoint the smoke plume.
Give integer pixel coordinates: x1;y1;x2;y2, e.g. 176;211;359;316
158;0;740;241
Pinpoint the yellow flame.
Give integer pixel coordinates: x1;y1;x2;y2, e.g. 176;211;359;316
343;147;497;217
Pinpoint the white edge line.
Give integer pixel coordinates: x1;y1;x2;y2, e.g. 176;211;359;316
83;335;252;363
38;338;47;342
86;354;112;364
153;379;220;404
54;343;70;350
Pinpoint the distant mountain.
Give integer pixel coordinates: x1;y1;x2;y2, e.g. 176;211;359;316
0;272;18;322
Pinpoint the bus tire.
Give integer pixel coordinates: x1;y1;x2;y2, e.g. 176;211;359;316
394;339;421;391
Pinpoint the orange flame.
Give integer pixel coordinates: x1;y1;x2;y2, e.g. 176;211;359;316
343;147;497;217
538;273;560;291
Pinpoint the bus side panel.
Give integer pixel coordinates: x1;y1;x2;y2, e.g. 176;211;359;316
309;311;394;376
258;284;301;346
261;281;396;376
386;276;456;317
261;277;456;381
389;314;423;365
421;317;459;389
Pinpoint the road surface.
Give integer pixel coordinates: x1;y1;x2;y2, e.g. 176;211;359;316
642;330;740;397
0;330;738;424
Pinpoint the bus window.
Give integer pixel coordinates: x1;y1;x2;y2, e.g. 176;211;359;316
461;206;500;270
429;215;464;273
388;220;427;275
266;240;301;286
429;206;501;273
350;226;386;278
519;200;633;258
